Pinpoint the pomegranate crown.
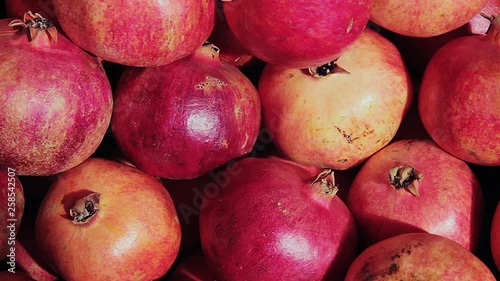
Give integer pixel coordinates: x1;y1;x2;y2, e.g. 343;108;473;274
8;11;57;42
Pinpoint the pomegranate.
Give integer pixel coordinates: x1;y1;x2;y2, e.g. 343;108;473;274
0;169;24;261
381;3;500;76
166;250;215;281
258;28;412;170
222;0;373;69
15;241;58;281
0;12;113;176
208;11;253;68
52;0;214;67
199;156;358;281
419;16;500;166
344;233;497;280
347;139;484;251
370;0;487;37
35;158;181;281
492;201;500;271
112;43;261;180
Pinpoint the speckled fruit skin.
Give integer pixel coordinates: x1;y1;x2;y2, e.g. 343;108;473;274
347;139;484;251
35;158;181;281
52;0;214;67
491;202;500;272
345;233;497;281
112;45;261;180
199;156;358;281
223;0;373;68
0;170;24;260
258;28;412;170
419;19;500;166
0;18;113;176
370;0;487;37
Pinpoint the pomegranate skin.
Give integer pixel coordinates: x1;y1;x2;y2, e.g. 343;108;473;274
258;28;412;170
112;45;261;180
199;157;358;281
35;158;181;281
344;233;497;281
347;139;484;251
52;0;214;67
370;0;487;37
223;0;373;68
0;18;113;176
419;22;500;166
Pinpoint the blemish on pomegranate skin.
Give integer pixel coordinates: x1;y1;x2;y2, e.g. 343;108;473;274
195;76;226;91
346;18;354;33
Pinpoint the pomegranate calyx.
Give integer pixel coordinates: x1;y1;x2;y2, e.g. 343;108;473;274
69;192;101;224
312;169;339;196
199;41;221;60
8;11;57;42
388;165;423;197
308;59;350;77
484;14;500;43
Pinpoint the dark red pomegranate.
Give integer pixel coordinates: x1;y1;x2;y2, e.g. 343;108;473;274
345;233;497;280
112;43;261;180
52;0;214;67
222;0;373;68
0;12;112;176
419;16;500;166
199;156;358;281
347;139;484;251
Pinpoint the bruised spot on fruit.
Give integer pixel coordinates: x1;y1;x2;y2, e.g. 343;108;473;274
195;76;226;92
335;126;359;144
69;192;101;224
346;18;354;33
388;165;423;197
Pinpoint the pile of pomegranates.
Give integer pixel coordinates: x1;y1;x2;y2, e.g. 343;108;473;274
0;0;498;280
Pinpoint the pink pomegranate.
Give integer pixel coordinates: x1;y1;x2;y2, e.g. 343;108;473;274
258;28;412;170
199;156;358;280
112;44;261;179
344;233;497;280
52;0;214;67
419;16;500;166
370;0;487;37
0;12;113;176
222;0;373;68
347;139;484;251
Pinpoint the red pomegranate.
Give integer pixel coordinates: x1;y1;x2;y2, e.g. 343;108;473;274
258;28;412;170
112;44;261;180
370;0;487;37
0;170;24;261
0;12;113;176
52;0;214;67
344;233;497;280
347;139;484;251
222;0;373;68
199;156;358;281
419;16;500;166
35;158;181;281
492;201;500;271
